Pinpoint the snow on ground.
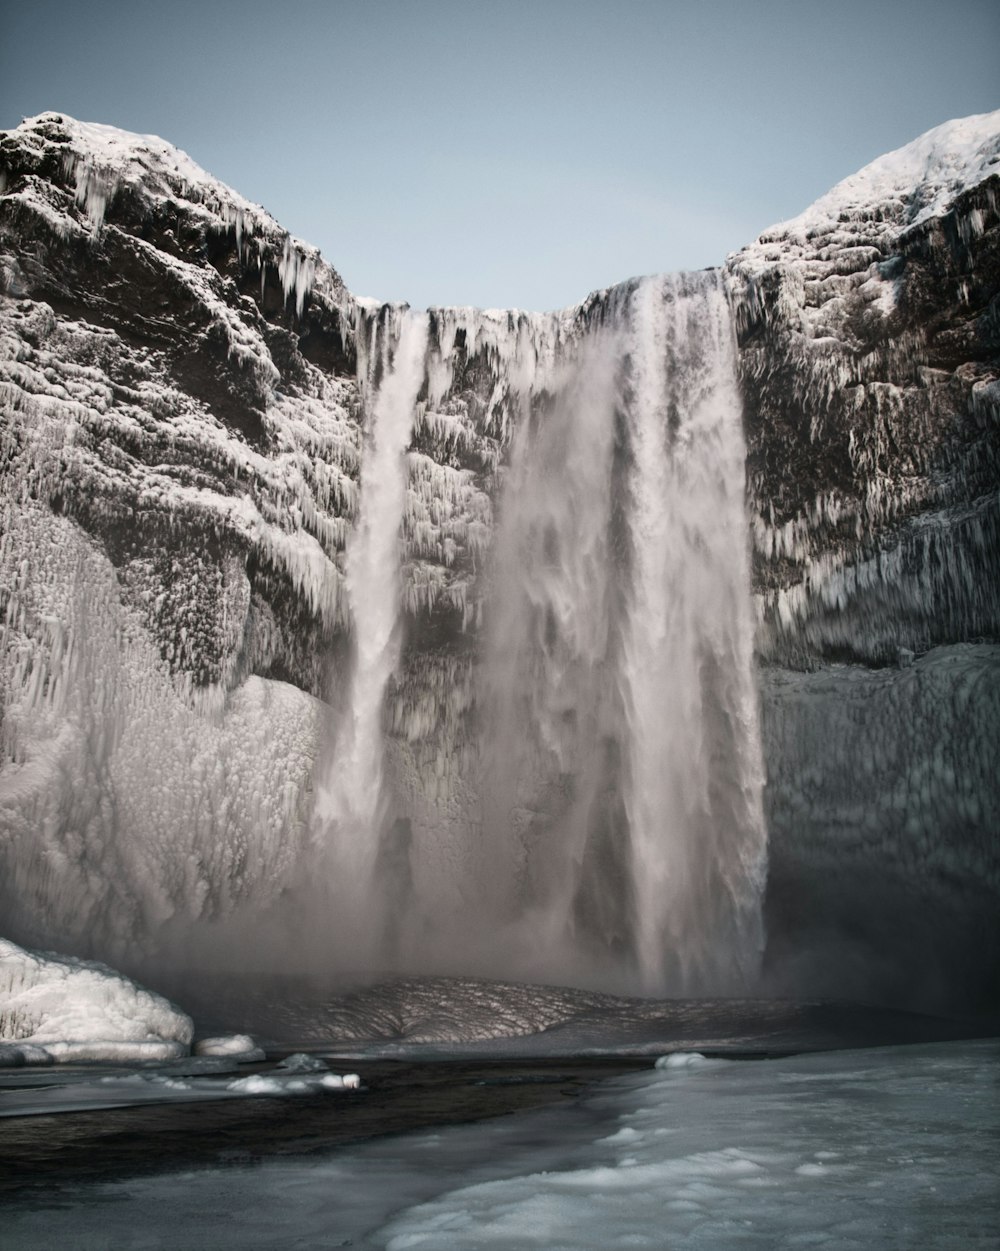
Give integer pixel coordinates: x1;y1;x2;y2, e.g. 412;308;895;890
378;1041;1000;1249
0;937;192;1063
3;1040;997;1248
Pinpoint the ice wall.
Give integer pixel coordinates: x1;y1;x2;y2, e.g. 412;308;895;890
760;646;1000;1010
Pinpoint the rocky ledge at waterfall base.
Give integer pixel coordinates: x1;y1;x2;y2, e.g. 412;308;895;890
0;110;998;1036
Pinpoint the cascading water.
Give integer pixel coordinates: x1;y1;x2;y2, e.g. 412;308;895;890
311;309;429;958
0;259;766;997
473;317;627;965
619;273;767;992
454;273;767;993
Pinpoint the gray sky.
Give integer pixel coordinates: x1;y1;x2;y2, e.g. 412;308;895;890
2;0;997;310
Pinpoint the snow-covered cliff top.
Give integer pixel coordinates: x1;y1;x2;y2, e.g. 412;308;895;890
17;113;262;215
6;108;998;316
745;110;1000;260
3;111;341;317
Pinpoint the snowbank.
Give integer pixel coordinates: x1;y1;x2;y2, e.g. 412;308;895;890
0;937;193;1063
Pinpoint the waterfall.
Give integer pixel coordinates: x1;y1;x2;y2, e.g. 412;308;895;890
463;273;767;993
0;269;766;997
474;319;626;966
312;309;429;957
620;273;767;992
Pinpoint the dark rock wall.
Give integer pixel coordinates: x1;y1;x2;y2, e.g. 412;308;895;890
728;164;1000;1008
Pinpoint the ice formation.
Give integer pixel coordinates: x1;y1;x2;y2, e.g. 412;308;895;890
194;1033;265;1060
729;109;1000;669
0;1057;364;1116
0;937;192;1063
374;1040;1000;1251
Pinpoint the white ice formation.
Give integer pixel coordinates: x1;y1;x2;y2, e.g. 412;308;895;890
194;1033;265;1061
0;937;192;1063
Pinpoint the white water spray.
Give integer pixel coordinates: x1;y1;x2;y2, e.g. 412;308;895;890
313;309;428;948
621;273;767;992
449;273;767;993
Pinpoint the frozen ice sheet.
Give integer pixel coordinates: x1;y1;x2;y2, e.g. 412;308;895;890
3;1040;997;1248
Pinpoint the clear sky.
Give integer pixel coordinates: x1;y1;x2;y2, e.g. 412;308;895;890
2;0;997;310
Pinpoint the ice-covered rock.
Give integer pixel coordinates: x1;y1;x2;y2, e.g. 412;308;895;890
0;937;192;1062
728;110;1000;667
720;113;1000;1008
224;1070;360;1095
194;1034;265;1061
654;1051;713;1069
0;1041;52;1066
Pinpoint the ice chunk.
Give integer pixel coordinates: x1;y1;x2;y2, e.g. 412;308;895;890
226;1070;362;1096
313;1072;363;1090
195;1035;266;1062
0;938;192;1060
0;1042;53;1067
654;1051;712;1069
276;1052;329;1072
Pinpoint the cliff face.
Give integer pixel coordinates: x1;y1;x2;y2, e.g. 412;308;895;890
0;112;997;1007
730;115;999;667
725;116;1000;1007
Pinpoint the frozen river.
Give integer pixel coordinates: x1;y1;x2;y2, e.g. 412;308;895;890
4;1038;997;1249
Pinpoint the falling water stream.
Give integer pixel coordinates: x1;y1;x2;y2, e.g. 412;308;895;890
0;270;767;998
312;309;429;960
620;274;766;992
318;274;766;993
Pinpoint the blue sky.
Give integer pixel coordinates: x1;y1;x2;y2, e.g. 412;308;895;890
2;0;997;310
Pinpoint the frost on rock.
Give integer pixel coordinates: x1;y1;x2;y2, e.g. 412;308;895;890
0;937;192;1062
727;109;1000;666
